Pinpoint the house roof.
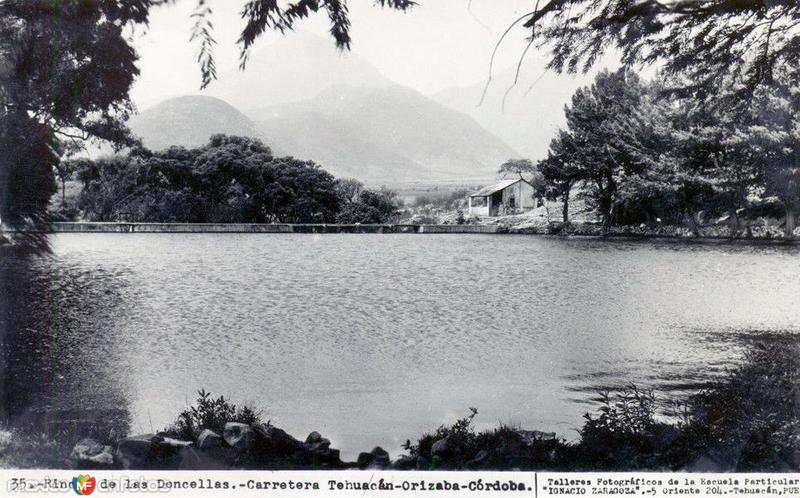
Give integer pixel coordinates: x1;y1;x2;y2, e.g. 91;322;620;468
469;178;520;197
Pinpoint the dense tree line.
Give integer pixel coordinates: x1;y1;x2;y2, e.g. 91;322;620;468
527;68;799;236
71;135;401;224
2;0;799;249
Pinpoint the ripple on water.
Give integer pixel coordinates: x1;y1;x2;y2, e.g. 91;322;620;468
3;233;800;458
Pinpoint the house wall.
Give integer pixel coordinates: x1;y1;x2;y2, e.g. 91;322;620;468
500;181;536;211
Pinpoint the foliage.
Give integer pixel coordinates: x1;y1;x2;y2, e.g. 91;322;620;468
535;67;800;234
577;387;679;469
77;135;341;223
521;0;800;101
165;389;263;442
398;338;799;471
0;0;162;249
680;338;800;471
498;159;545;193
335;182;402;224
403;407;479;467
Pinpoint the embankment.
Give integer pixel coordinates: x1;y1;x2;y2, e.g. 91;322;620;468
45;222;501;234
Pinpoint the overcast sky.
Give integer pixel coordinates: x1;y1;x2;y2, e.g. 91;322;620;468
130;0;597;107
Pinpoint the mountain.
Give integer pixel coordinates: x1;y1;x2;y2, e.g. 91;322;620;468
432;64;600;159
128;95;264;150
204;31;393;109
249;85;518;182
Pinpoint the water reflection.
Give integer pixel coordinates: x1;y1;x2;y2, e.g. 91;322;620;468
0;248;132;442
2;234;800;460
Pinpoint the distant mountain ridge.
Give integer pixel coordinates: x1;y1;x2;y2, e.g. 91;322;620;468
249;84;518;182
432;65;599;159
128;83;520;182
128;95;264;151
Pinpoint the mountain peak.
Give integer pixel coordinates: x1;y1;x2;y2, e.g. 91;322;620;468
129;95;263;151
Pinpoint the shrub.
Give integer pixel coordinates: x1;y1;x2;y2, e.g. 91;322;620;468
164;389;263;441
576;386;680;469
680;339;800;471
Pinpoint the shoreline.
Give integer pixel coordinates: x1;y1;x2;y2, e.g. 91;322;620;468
12;222;797;245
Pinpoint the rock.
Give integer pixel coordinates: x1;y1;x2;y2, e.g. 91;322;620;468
70;438;115;468
392;454;416;470
115;434;188;470
305;431;323;444
416;456;430;470
249;424;313;467
115;435;156;470
197;429;223;451
466;449;490;469
356;452;374;469
431;436;450;456
177;446;234;470
223;423;256;453
159;436;193;449
304;432;339;467
369;446;390;468
254;425;303;455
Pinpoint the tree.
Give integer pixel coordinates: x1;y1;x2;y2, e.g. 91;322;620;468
557;68;651;225
538;130;581;224
0;0;157;248
0;0;415;249
335;178;365;205
77;135;344;224
737;80;800;236
498;158;546;200
335;185;402;224
518;0;800;101
192;0;417;88
54;159;84;206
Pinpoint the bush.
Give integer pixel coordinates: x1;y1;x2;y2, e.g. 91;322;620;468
576;387;680;469
680;339;800;470
164;389;263;441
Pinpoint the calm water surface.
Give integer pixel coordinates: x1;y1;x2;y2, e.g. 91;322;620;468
2;234;800;458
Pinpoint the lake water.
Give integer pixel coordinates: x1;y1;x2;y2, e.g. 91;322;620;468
2;233;799;459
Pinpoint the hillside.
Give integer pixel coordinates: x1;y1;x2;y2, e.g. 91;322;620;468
128;95;265;151
432;65;599;159
249;85;518;182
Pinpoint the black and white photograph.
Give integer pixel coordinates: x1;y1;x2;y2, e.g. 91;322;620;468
0;0;799;492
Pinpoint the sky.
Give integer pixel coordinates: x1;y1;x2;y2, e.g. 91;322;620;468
130;0;589;107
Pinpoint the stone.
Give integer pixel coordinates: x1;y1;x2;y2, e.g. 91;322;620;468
115;435;156;470
466;449;490;469
431;436;450;456
392;454;416;470
70;438;115;468
416;456;430;470
115;434;187;470
356;452;374;469
223;423;256;453
160;436;193;449
197;429;223;451
305;431;323;444
254;425;303;455
369;446;390;468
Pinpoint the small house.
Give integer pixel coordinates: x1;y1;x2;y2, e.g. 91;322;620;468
468;178;535;217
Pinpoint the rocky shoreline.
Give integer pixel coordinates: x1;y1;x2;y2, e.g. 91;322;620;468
67;422;560;471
